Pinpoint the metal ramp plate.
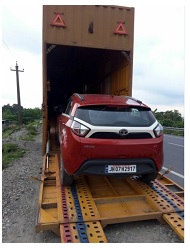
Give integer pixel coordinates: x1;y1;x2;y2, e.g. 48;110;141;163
128;177;184;213
163;212;184;241
81;175;163;226
157;173;184;199
60;178;100;223
60;221;107;243
36;155;60;235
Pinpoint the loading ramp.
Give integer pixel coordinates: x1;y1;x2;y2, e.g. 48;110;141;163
35;152;184;242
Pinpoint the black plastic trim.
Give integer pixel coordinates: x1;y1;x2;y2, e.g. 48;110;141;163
74;158;157;177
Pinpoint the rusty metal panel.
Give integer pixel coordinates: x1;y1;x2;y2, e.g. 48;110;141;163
43;5;134;51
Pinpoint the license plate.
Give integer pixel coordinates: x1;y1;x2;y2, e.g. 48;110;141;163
105;165;136;173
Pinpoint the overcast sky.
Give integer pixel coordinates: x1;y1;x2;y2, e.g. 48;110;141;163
1;0;188;116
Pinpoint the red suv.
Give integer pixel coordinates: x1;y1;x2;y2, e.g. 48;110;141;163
55;93;163;186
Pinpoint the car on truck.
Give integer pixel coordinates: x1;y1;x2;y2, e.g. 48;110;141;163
42;6;163;185
55;93;163;185
42;5;135;156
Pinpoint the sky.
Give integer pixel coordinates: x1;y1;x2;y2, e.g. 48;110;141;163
0;0;188;117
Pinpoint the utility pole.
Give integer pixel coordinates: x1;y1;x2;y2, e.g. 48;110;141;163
10;61;24;127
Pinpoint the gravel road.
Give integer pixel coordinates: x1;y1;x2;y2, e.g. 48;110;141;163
2;129;183;243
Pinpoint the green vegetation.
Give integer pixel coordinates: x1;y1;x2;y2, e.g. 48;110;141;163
2;143;26;170
2;103;42;140
154;109;184;136
2;104;42;169
22;121;40;141
2;121;41;169
2;104;42;125
2;125;19;139
163;130;184;136
2;121;41;141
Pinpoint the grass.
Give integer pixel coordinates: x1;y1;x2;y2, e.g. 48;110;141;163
2;124;37;141
20;122;39;141
2;121;41;169
164;130;184;136
2;143;26;170
2;125;20;139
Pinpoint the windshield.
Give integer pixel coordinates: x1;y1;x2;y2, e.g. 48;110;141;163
75;105;156;127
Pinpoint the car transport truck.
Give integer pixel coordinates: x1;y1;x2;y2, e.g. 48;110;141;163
36;5;184;242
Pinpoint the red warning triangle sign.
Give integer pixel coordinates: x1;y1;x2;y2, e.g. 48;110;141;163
114;22;128;35
51;14;66;27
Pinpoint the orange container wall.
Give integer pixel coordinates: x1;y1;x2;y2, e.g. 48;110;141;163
100;63;130;95
110;63;130;95
43;5;134;51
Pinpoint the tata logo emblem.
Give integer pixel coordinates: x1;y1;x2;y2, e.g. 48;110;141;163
119;129;128;136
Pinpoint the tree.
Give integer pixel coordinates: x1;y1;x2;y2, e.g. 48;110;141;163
2;104;42;125
154;109;184;128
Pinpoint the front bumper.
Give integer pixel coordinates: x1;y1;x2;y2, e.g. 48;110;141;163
74;158;157;177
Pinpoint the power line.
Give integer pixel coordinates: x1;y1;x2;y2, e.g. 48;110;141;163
2;39;16;59
2;40;11;51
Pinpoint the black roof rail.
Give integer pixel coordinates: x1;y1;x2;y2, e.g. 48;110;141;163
73;93;84;101
127;96;142;104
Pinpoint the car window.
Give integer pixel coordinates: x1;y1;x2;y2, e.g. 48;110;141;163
65;100;73;115
75;105;156;127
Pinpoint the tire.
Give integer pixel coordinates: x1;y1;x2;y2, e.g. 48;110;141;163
60;155;74;186
140;171;158;183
